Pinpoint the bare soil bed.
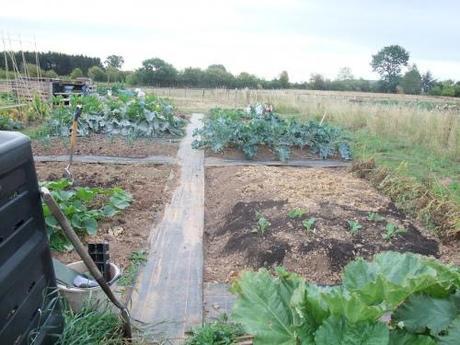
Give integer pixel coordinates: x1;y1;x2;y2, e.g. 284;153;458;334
32;134;179;158
204;166;459;285
35;162;177;269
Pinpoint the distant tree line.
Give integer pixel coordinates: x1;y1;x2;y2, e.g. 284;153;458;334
1;49;460;97
0;51;102;76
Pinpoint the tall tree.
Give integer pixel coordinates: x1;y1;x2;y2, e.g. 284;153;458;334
139;58;177;86
337;67;354;81
421;71;435;94
105;55;124;69
400;64;422;94
371;45;410;92
279;71;290;88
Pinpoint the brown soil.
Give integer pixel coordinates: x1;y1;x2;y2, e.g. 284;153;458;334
206;146;318;161
35;162;177;269
32;134;179;158
204;166;458;285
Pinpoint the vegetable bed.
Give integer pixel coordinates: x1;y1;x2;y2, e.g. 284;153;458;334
35;162;177;269
32;135;179;158
204;166;460;285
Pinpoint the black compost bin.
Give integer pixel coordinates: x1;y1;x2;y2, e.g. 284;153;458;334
0;131;63;344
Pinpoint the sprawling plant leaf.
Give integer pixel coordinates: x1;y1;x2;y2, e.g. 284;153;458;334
437;316;460;345
40;178;133;251
393;294;459;335
231;268;315;345
389;330;436;345
314;316;389;345
230;252;460;345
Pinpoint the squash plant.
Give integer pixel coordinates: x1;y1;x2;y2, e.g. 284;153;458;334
40;178;133;251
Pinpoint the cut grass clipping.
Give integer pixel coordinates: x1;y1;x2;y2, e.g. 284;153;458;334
40;178;132;251
351;159;460;238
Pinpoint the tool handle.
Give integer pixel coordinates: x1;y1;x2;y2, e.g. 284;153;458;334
74;105;82;121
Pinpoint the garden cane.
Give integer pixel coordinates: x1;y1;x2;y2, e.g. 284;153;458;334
65;105;82;180
40;187;133;341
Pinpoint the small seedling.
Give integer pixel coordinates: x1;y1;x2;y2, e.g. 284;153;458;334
253;211;271;235
347;220;363;235
367;212;385;222
288;208;306;219
383;223;407;241
302;217;316;232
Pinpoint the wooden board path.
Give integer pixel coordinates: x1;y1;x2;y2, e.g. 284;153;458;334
130;114;204;343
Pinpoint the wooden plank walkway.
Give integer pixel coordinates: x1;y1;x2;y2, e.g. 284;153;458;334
130;114;204;343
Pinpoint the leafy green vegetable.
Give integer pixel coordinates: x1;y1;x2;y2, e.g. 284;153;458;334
232;268;315;345
43;91;186;138
254;211;271;235
314;316;389;345
303;217;317;232
231;252;460;345
192;107;351;161
393;294;459;336
347;220;362;235
367;212;386;222
383;223;407;241
40;178;133;251
288;208;306;219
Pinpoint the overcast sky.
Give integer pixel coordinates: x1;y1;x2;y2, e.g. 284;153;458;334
1;0;459;82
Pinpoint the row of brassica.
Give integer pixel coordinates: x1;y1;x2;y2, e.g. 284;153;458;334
226;251;459;345
42;87;186;138
192;106;351;161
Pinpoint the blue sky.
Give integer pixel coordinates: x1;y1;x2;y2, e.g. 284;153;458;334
1;0;459;82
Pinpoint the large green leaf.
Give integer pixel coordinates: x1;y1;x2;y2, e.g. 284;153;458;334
388;330;436;345
393;294;458;335
314;316;389;345
231;269;315;345
437;316;460;345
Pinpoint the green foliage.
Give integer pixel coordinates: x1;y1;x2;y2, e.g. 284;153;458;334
57;302;123;345
105;55;124;69
288;208;306;219
43;90;186;138
303;217;317;232
185;316;245;345
347;220;362;235
0;114;23;130
231;252;460;345
192;107;351;161
88;66;107;82
70;67;84;79
371;45;410;92
367;212;386;222
401;65;422;95
383;223;407;241
118;250;148;287
254;211;271;235
40;178;132;251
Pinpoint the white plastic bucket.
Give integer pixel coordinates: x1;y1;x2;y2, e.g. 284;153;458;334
57;261;121;312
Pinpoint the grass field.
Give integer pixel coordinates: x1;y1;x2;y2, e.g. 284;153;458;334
150;87;460;208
